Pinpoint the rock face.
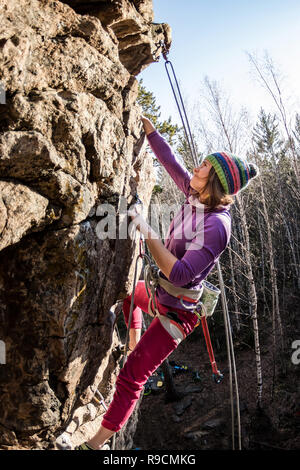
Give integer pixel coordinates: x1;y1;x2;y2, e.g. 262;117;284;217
0;0;171;449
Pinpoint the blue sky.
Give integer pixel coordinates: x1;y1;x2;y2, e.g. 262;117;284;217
139;0;300;125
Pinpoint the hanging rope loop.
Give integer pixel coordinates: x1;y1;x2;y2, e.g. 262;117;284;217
159;41;199;168
158;42;241;450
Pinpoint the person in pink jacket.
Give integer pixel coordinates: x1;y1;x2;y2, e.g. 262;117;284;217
76;116;258;450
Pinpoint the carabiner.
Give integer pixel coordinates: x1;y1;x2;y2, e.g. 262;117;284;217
179;296;202;311
159;40;169;61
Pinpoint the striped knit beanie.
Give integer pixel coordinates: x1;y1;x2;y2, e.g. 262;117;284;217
205;152;259;195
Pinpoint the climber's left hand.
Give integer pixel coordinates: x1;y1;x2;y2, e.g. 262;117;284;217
128;205;158;239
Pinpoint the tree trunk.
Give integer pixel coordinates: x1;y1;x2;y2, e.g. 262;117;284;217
257;167;284;358
228;236;241;331
236;193;263;408
257;212;268;317
161;359;184;402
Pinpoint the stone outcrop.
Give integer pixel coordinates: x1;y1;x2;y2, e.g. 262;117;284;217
0;0;171;449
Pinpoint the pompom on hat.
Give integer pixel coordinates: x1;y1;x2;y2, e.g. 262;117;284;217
205;152;259;195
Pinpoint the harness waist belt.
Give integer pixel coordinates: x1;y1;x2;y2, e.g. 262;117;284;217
158;275;203;303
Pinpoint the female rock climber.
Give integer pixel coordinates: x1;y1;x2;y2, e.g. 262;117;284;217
75;115;259;450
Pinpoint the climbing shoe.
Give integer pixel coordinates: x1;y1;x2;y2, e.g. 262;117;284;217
75;442;110;450
75;442;95;450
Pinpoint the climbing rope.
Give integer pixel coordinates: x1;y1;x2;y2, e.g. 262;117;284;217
105;223;145;451
123;234;145;364
110;222;159;450
124;231;162;353
160;43;242;450
160;41;199;168
217;262;241;450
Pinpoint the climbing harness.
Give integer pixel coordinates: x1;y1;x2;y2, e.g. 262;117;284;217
147;261;223;379
128;229;223;381
159;43;241;449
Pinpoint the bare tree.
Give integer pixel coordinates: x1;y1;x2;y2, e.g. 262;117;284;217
247;51;300;191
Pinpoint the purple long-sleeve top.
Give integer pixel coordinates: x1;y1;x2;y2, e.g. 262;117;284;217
147;131;231;311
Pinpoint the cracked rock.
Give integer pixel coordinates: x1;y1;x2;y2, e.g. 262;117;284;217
0;0;170;450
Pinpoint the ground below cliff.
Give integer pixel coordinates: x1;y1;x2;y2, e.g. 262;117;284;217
132;321;300;451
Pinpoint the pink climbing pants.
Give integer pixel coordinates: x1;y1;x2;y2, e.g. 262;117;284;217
101;280;199;432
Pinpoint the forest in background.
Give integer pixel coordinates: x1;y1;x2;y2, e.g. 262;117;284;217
137;52;300;414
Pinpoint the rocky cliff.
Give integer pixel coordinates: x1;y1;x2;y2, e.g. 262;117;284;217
0;0;171;449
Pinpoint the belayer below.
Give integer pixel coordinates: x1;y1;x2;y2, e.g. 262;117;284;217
75;115;259;450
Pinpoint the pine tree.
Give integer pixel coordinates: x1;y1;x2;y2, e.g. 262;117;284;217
137;80;179;145
252;109;285;381
252;109;283;159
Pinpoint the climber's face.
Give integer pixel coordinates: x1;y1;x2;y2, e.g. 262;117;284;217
190;159;213;193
